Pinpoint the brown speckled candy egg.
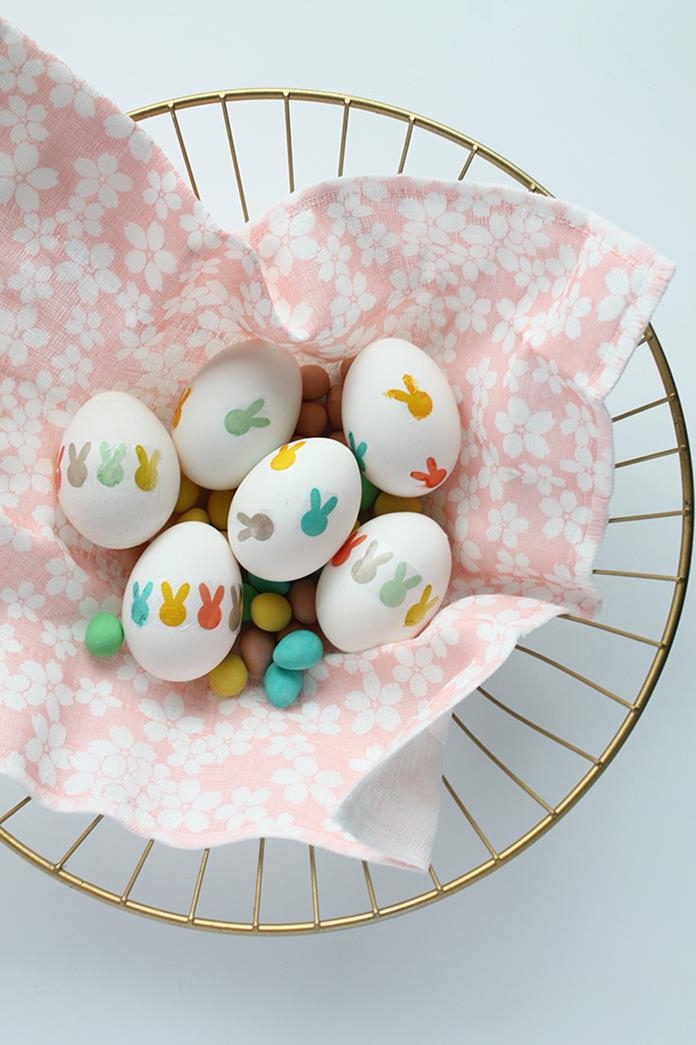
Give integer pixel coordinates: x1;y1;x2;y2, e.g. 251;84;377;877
239;627;276;678
301;365;330;401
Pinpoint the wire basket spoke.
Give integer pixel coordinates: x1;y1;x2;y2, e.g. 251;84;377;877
219;96;249;222
169;104;200;198
337;98;351;177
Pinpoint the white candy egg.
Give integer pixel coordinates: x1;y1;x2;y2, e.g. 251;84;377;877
316;512;452;652
228;437;361;582
122;522;243;682
57;391;180;549
170;340;302;490
341;337;462;497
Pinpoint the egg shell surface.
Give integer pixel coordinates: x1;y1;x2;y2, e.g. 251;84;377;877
228;437;361;582
122;522;243;682
315;512;452;652
57;391;180;549
341;337;462;497
170;340;302;489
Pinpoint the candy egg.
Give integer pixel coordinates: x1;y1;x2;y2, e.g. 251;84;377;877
316;512;452;652
341;338;461;497
228;437;361;582
122;521;243;682
170;340;302;490
57;391;180;549
273;629;323;671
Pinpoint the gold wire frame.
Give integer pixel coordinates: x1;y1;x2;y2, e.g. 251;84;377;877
0;89;692;934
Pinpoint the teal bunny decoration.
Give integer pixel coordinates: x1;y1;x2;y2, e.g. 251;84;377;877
301;488;338;537
348;432;367;473
131;581;153;627
379;562;422;607
224;398;271;436
97;441;126;487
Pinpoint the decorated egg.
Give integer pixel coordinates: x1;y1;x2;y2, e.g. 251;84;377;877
228;437;361;582
341;337;461;497
315;512;452;652
170;340;302;490
56;391;180;549
122;521;243;682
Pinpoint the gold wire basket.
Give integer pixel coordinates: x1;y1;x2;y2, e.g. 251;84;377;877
0;89;691;934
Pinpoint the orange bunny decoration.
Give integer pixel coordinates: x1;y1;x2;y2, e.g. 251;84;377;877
410;456;447;489
197;583;224;630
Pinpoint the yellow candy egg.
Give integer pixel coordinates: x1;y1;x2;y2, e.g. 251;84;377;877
207;489;234;529
374;492;422;516
209;653;248;698
250;592;293;632
174;474;200;514
178;507;210;524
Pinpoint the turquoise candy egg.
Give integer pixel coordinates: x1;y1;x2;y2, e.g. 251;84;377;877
263;663;303;708
273;629;323;671
247;573;291;595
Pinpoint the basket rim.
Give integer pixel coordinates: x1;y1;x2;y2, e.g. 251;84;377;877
0;88;691;935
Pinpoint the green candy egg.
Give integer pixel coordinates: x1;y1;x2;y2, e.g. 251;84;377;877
263;663;303;708
273;630;323;671
359;473;379;512
85;612;124;658
242;582;259;623
247;573;291;595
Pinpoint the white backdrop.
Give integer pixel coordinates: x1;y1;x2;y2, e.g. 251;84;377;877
0;1;694;1042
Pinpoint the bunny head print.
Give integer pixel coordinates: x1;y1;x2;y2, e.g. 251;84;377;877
316;512;452;652
342;337;462;499
122;522;243;682
170;340;303;491
229;438;362;582
57;391;180;549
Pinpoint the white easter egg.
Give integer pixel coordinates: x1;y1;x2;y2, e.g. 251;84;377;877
228;437;361;582
315;512;452;652
57;391;180;550
170;340;302;490
122;522;243;682
341;337;462;497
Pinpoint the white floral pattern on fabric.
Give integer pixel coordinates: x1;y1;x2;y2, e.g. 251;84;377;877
0;19;675;870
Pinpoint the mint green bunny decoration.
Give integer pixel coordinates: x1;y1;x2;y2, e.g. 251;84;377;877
379;562;422;607
224;398;271;436
97;442;126;487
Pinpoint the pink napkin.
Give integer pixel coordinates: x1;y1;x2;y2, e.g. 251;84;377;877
0;19;674;869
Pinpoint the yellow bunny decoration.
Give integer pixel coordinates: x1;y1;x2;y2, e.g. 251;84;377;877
384;373;432;420
403;584;439;627
159;581;190;627
271;440;306;471
134;445;161;491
